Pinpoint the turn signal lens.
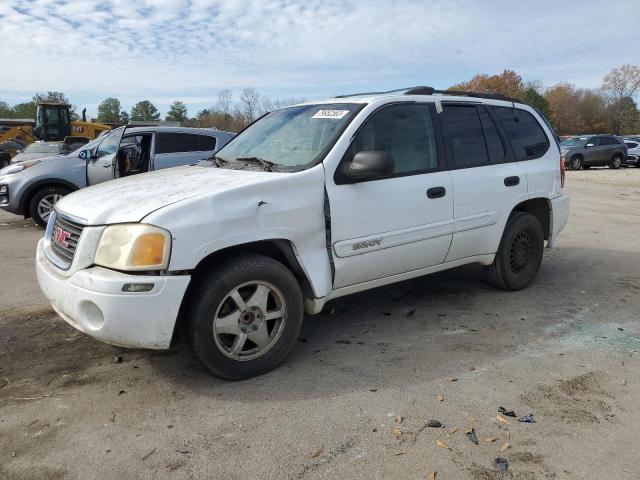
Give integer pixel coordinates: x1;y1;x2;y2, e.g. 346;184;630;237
132;234;166;267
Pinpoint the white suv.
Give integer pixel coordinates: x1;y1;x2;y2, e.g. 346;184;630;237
36;87;570;380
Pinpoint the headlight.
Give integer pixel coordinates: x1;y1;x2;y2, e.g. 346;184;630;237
94;224;171;271
0;159;40;175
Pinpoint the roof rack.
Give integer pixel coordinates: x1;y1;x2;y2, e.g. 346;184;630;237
336;86;523;104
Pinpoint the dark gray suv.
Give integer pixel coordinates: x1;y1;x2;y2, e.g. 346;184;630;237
560;135;628;170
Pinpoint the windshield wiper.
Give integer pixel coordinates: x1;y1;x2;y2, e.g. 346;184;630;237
235;156;277;172
208;155;230;168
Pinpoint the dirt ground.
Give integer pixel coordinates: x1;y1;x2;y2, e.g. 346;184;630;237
1;167;639;479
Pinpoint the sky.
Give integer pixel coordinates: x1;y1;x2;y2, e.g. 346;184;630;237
1;0;639;119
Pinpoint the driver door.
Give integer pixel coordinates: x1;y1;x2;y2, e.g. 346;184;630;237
86;127;125;186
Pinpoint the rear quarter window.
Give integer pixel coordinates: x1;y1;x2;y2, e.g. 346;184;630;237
492;107;550;160
155;133;200;154
198;135;216;151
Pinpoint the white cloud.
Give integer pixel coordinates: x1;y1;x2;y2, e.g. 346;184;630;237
1;0;639;117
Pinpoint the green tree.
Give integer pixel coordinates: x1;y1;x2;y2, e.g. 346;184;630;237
520;88;551;118
119;111;130;124
96;97;123;124
0;101;12;117
130;100;160;122
12;102;37;119
165;101;188;123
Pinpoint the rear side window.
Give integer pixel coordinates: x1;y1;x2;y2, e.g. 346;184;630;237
492;107;550;160
441;104;489;168
345;104;438;175
198;135;216;151
625;142;638;148
155;133;200;154
478;107;505;163
599;136;620;146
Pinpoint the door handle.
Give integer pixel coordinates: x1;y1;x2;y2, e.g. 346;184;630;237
102;164;111;168
426;186;446;199
504;176;520;187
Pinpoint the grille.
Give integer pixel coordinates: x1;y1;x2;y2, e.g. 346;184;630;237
50;214;84;266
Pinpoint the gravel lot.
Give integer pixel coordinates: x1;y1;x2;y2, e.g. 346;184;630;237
1;168;640;479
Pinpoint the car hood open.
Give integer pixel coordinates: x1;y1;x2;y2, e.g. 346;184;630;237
54;165;274;225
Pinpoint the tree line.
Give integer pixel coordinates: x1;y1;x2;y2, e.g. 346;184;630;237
450;64;640;135
2;64;638;135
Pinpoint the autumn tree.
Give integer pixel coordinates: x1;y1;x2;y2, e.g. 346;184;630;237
520;88;551;119
449;70;525;98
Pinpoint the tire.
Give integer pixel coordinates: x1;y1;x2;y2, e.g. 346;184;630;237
569;155;582;170
186;253;304;380
483;211;544;291
609;155;622;169
29;186;70;228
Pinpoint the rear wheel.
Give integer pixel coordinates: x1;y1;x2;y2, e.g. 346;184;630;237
569;156;582;170
483;211;544;291
187;253;304;380
29;186;70;228
609;155;622;169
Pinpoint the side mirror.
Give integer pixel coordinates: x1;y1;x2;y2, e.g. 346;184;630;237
585;143;595;148
79;149;95;160
344;151;395;181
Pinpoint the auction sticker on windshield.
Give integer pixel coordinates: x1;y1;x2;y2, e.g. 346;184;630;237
312;110;350;119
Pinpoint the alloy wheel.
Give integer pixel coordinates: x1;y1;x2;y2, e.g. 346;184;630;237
37;193;63;223
212;281;286;361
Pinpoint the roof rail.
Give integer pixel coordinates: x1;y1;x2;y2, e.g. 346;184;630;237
335;86;523;104
334;87;416;98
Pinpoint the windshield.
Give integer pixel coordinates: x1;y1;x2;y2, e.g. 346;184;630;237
560;137;587;148
214;103;361;170
24;143;61;154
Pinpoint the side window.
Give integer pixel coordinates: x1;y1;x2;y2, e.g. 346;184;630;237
625;142;638;149
492;107;550;160
345;104;438;175
198;135;216;151
96;132;120;158
441;104;489;168
600;136;618;146
478;107;505;163
155;133;200;154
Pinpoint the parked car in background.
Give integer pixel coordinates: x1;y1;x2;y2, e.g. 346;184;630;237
0;126;234;226
11;141;70;164
560;135;627;170
623;139;640;167
35;87;569;380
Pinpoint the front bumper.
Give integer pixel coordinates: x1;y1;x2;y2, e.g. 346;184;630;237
623;154;639;165
36;238;191;349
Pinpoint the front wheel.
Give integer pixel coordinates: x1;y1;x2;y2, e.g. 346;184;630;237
187;253;304;380
29;186;70;227
483;211;544;291
609;155;622;169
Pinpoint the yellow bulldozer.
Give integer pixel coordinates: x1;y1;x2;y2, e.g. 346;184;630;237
0;103;111;168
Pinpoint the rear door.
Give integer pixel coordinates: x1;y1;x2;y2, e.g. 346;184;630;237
86;127;125;186
326;103;454;289
583;136;601;165
152;132;215;170
442;103;528;262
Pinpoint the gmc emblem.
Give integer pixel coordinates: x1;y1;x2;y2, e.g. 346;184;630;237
53;226;71;248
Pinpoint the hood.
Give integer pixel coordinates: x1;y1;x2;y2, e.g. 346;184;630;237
13;153;68;164
55;165;275;225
